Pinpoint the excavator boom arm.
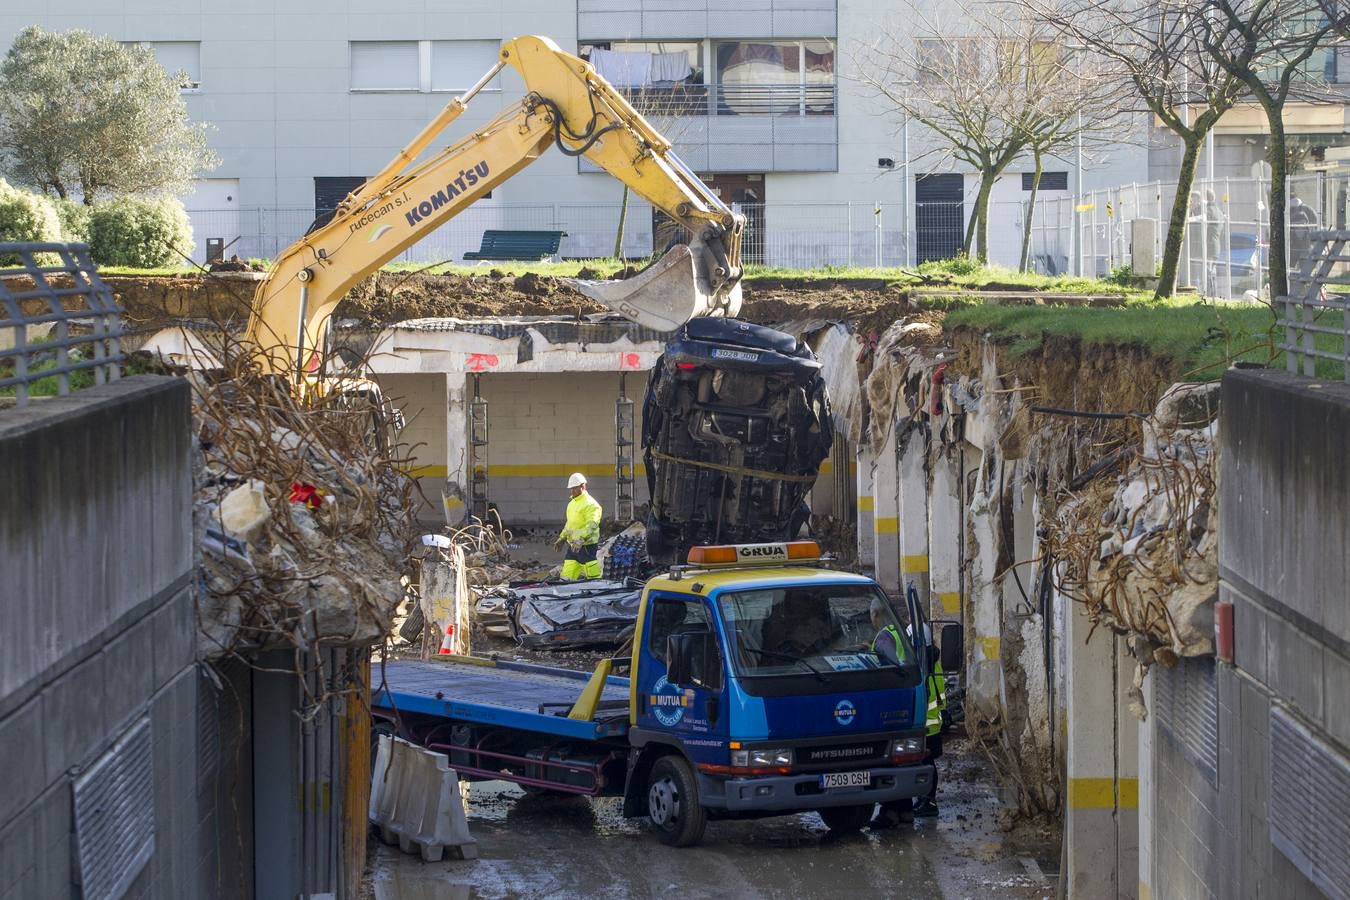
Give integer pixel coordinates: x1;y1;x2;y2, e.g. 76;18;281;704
245;35;744;378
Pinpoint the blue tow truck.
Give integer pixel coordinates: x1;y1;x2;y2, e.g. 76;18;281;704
373;540;961;846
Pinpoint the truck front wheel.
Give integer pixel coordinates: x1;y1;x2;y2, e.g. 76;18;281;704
819;804;875;833
647;755;707;847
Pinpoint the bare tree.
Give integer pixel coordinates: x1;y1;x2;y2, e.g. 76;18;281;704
854;1;1122;265
1005;35;1127;271
1197;0;1343;299
855;4;1035;262
1036;0;1249;298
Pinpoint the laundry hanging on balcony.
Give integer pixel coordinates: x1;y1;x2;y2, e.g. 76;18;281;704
589;48;691;88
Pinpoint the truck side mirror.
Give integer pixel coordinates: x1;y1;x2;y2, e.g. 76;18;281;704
666;633;694;685
939;622;963;673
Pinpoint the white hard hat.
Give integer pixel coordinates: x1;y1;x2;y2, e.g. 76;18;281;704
567;472;587;489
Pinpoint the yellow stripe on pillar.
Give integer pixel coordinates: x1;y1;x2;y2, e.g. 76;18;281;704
937;592;961;614
858;496;874;512
874;517;898;534
901;555;929;573
978;636;1000;660
1067;777;1138;809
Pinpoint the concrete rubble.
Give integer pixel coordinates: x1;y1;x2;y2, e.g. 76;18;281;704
192;369;419;658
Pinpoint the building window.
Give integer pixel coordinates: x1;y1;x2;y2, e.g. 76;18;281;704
916;37;981;85
1022;171;1069;191
124;41;200;90
431;40;502;92
350;40;501;93
713;40;835;115
580;42;703;116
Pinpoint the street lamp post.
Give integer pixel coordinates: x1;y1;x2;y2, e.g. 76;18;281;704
1067;44;1086;276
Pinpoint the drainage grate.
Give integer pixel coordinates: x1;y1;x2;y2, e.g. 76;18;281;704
1270;707;1350;900
197;671;220;791
1154;656;1219;786
73;717;156;900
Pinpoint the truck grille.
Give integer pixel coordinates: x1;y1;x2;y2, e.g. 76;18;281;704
796;740;887;769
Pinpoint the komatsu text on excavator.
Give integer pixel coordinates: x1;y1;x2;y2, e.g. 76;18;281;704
244;35;745;381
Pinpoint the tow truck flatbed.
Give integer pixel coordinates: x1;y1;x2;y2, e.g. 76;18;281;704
374;657;632;741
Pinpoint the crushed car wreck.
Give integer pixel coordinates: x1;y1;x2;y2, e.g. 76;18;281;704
641;318;833;565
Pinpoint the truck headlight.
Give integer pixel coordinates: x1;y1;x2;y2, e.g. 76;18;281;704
890;737;924;762
731;748;793;767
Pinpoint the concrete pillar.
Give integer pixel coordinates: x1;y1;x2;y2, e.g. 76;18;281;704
928;451;962;623
443;373;468;527
856;444;875;570
966;449;1003;715
871;428;900;593
1136;670;1154;900
1065;598;1139;899
897;429;929;604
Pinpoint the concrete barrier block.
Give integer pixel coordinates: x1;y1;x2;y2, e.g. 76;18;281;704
370;736;476;862
369;734;393;825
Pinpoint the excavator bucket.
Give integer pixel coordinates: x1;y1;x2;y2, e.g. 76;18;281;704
563;240;742;332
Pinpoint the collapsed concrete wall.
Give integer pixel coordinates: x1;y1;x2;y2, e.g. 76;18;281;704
855;316;1230;895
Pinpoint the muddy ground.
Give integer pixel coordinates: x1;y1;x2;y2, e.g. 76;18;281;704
364;733;1059;900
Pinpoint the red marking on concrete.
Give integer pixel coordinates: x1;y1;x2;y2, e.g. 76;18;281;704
466;353;500;372
621;352;641;369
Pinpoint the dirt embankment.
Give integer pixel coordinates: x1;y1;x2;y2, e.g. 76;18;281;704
947;326;1180;415
99;269;916;332
98;269;1183;410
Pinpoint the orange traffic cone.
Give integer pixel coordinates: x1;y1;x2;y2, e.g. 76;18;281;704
438;624;456;655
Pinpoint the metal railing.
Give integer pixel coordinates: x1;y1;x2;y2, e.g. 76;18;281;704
613;82;837;117
0;243;122;408
1278;230;1350;382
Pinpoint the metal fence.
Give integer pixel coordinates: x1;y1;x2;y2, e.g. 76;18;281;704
1029;172;1350;300
1278;230;1350;382
0;242;123;408
182;198;1031;270
177;171;1348;294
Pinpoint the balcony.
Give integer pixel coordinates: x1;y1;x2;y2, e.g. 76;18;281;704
582;83;838;173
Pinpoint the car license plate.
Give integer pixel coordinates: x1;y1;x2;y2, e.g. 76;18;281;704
710;348;759;362
819;771;871;789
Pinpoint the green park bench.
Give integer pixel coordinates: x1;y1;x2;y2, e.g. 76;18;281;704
463;229;567;261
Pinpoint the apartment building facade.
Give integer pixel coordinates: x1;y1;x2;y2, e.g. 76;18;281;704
0;0;1120;267
3;2;1346;271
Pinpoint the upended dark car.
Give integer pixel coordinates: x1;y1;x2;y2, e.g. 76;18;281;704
642;318;833;565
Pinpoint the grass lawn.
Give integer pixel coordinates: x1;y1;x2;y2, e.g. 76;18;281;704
945;298;1346;382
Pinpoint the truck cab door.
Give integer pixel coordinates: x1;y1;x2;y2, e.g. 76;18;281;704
637;593;729;748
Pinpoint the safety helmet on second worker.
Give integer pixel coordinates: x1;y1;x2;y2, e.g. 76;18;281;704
567;472;587;489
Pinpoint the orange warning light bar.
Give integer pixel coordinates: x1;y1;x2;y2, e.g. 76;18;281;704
686;541;822;566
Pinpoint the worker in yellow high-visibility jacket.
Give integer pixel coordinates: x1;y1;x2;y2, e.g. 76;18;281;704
555;472;602;580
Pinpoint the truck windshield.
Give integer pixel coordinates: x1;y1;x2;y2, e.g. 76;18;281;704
716;585;918;678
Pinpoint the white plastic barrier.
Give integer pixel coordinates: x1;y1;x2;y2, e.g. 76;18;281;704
370;735;478;862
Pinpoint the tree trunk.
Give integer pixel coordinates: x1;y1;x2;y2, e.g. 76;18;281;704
1263;106;1289;300
1155;137;1203;300
613;185;629;259
1020;152;1043;272
965;172;996;261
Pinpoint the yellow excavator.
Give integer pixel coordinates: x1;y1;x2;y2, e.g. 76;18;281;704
245;34;745;381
